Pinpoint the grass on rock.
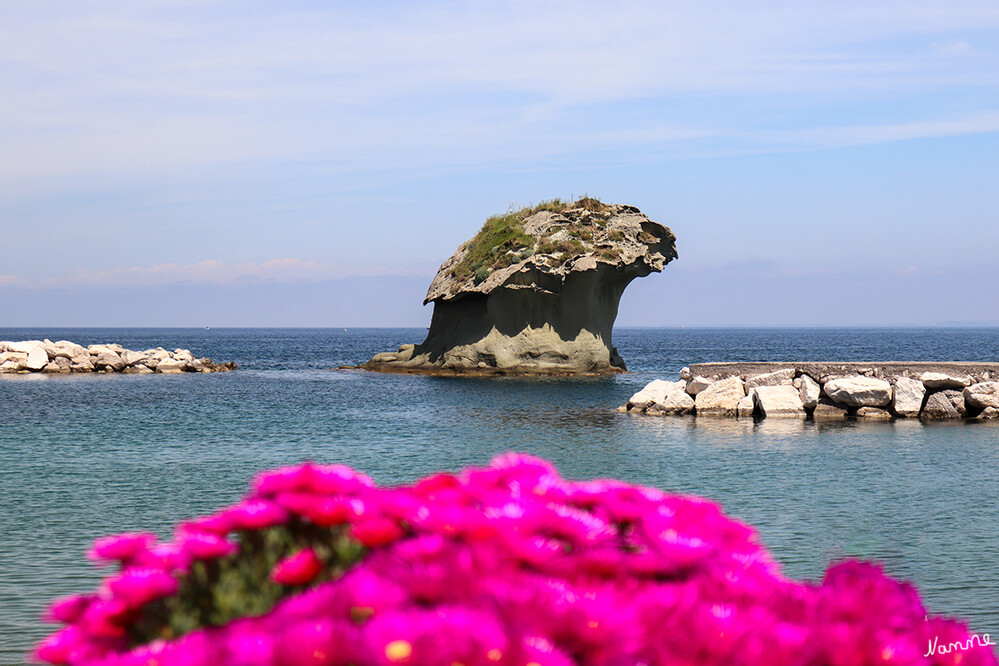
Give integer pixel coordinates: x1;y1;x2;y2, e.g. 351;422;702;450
453;198;611;280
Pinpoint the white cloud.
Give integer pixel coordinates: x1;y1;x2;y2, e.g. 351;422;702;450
16;258;423;289
933;39;973;55
752;112;999;150
0;275;28;287
1;0;997;183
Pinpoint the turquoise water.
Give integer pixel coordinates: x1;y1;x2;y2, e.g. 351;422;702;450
2;328;998;662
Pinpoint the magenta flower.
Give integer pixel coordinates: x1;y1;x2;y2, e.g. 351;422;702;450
107;569;178;608
350;517;404;548
86;533;156;566
300;496;360;527
224;500;289;531
44;594;95;624
177;531;237;561
32;625;84;665
253;461;372;497
35;454;998;666
271;548;323;586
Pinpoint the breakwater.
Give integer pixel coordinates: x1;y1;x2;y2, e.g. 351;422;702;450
622;362;999;420
0;339;235;374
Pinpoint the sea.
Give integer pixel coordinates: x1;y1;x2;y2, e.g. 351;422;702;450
2;327;998;663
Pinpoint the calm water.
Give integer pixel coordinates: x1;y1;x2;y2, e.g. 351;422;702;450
2;327;998;662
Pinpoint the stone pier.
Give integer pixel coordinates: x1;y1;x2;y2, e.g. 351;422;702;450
621;362;999;421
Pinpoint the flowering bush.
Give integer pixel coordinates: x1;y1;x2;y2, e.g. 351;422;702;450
36;454;996;666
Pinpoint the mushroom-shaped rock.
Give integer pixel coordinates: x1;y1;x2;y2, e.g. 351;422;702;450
362;198;677;375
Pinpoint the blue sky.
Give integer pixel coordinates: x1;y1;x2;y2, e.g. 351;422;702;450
1;1;997;326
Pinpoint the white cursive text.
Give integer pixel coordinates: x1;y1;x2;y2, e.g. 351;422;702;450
924;633;994;657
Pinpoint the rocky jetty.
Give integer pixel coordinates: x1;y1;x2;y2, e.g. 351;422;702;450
362;198;677;375
621;362;999;421
0;340;236;374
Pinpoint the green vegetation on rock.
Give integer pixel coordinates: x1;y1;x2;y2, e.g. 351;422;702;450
449;196;652;281
452;199;569;280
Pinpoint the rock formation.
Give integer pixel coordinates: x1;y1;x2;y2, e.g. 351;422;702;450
362;198;677;375
620;362;999;421
0;340;236;374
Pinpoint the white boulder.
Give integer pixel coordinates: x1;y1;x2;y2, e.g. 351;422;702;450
856;407;892;420
121;350;146;366
823;376;893;407
156;358;186;373
685;376;714;396
94;351;127;372
0;351;28;371
88;344;116;355
975;407;999;420
694;376;745;416
891;377;925;418
752;385;806;418
174;349;195;362
70;353;95;372
647;390;695;416
812;398;848;420
8;340;43;354
798;375;821;410
26;346;49;371
921;392;960;419
943;389;967;416
737;395;755;418
745;368;796;389
964;382;999;411
51;341;85;358
627;380;684;410
920;372;972;389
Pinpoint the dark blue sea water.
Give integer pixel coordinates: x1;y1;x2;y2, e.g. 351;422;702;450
2;328;998;663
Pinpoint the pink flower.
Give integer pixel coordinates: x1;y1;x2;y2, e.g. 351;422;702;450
43;594;95;624
225;500;289;531
274;618;368;666
108;568;178;608
87;532;156;566
178;531;238;561
302;496;361;527
254;462;372;497
33;625;83;665
181;511;236;536
78;598;131;639
35;455;999;666
351;518;404;548
132;542;190;571
272;548;324;586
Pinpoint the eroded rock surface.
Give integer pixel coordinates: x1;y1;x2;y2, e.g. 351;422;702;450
362;198;676;375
